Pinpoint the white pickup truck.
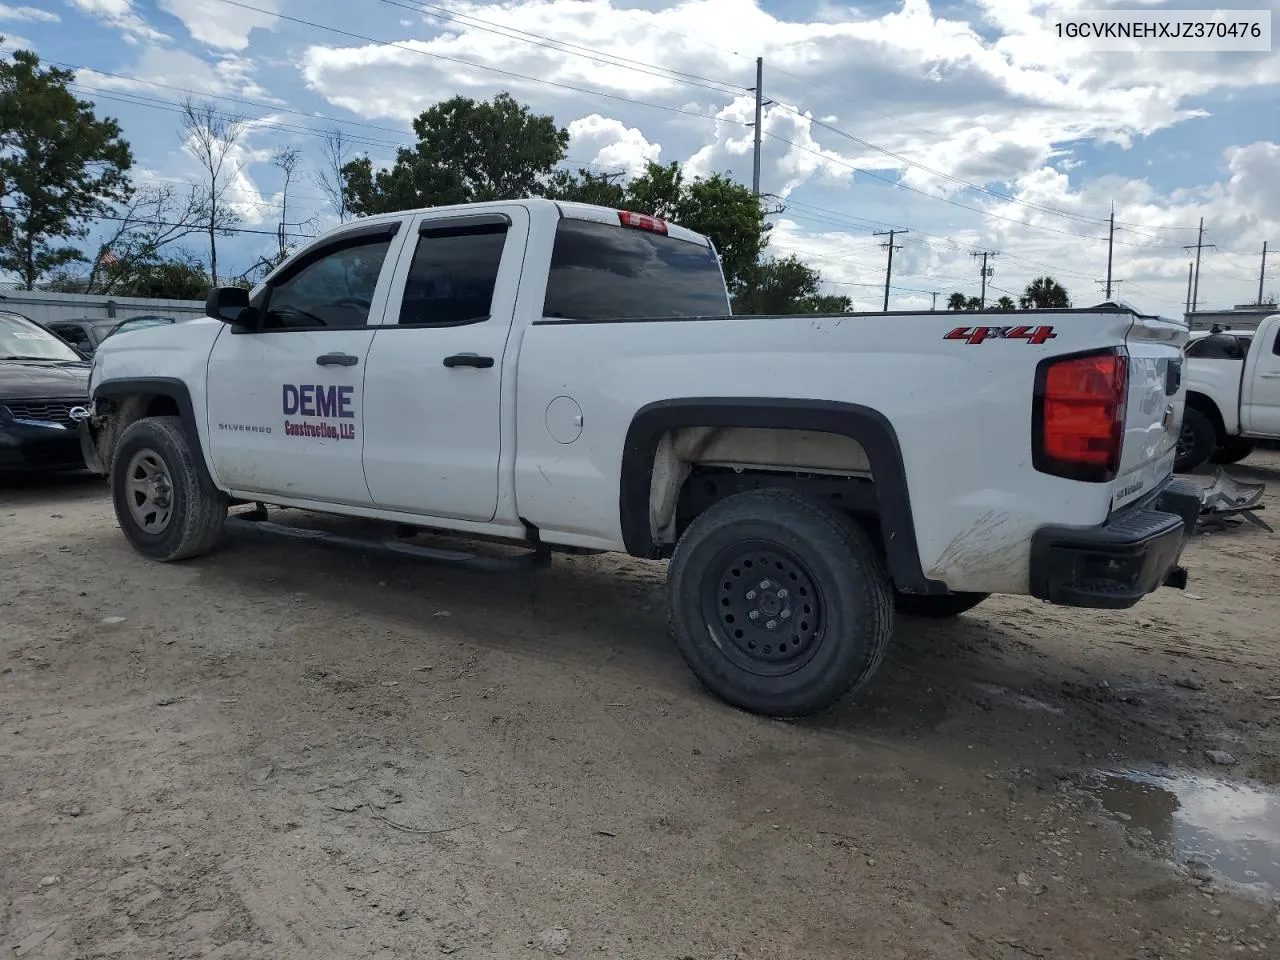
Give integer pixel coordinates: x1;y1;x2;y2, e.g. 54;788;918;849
80;199;1201;717
1176;315;1280;472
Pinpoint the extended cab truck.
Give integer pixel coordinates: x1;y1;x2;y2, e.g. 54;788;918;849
80;199;1202;718
1176;315;1280;473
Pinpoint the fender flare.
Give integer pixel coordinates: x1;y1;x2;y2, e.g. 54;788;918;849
89;377;210;477
618;397;945;594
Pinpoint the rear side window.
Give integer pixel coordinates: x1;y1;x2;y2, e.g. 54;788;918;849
397;223;509;327
542;218;729;321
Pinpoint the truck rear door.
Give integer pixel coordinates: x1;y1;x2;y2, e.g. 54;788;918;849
1109;312;1189;512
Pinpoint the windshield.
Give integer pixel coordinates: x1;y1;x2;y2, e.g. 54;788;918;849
0;313;83;361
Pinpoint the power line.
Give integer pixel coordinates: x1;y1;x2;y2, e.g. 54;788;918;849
208;0;752;130
760;130;1180;249
369;0;747;97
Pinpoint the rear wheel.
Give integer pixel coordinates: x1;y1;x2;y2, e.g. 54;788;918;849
667;488;894;718
895;591;988;618
111;416;228;561
1210;436;1255;465
1174;407;1217;473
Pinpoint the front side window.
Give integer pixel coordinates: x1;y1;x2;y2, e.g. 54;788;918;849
263;238;392;330
0;313;82;361
397;223;508;327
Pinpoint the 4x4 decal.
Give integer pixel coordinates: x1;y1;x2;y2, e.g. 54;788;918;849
944;324;1057;345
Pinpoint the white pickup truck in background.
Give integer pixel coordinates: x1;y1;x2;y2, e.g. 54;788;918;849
1177;314;1280;473
79;198;1201;718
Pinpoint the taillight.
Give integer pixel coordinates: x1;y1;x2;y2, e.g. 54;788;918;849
1032;348;1128;482
618;210;668;234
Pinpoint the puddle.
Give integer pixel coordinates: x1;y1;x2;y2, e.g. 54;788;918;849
1085;768;1280;893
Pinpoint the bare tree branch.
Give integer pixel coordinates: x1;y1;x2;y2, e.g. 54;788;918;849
313;127;352;223
88;183;208;294
180;97;246;285
271;145;302;259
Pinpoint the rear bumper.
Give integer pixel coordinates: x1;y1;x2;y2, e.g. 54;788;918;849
1030;478;1203;609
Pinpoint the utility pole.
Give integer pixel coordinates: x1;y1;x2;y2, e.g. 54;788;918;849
1183;217;1214;313
873;228;906;311
971;251;998;308
930;291;939;311
1260;240;1270;305
751;57;763;196
1104;202;1115;299
1185;262;1194;316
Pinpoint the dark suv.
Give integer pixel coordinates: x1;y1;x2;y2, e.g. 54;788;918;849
45;314;180;357
0;311;91;472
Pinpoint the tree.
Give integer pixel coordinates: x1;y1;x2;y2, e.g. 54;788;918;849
1019;276;1070;309
112;255;210;299
314;127;353;223
343;92;569;215
732;255;852;314
946;293;987;310
180;97;245;285
271;145;302;260
540;167;627;208
995;295;1016;311
86;183;206;294
0;47;132;289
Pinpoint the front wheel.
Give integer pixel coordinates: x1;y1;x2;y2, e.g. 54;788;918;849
110;416;228;561
1210;437;1255;465
667;489;894;718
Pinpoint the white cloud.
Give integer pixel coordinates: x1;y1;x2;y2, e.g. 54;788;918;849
78;46;277;103
567;114;661;175
67;0;167;41
0;5;59;22
156;0;278;51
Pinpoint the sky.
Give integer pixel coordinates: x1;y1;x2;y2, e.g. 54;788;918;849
4;0;1278;316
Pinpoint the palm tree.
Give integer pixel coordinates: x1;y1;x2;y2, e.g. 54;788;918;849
946;292;968;310
995;296;1016;311
1019;276;1070;309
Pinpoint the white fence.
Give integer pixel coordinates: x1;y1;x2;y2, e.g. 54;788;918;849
0;289;205;327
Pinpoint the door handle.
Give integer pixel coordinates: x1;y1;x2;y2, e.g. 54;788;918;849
1261;373;1280;379
316;352;359;367
442;353;494;369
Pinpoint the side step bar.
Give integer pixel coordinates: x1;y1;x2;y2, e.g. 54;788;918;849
223;515;552;574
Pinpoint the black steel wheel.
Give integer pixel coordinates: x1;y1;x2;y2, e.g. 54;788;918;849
668;488;894;718
1174;407;1216;473
701;541;826;676
1209;436;1255;465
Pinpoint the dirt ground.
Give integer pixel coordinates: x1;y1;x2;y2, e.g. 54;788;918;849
4;456;1280;960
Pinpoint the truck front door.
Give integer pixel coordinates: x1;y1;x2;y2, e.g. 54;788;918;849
360;207;529;522
204;220;405;505
1241;317;1280;437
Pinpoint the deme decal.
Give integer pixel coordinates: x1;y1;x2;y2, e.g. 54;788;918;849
282;383;357;440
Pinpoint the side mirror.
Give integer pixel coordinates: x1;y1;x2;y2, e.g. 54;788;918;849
205;287;255;328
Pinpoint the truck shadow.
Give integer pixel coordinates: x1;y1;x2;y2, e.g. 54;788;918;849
188;509;1194;771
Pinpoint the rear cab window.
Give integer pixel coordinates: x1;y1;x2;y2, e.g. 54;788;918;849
542;216;730;321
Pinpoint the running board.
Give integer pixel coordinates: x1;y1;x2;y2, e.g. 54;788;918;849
223;516;552;573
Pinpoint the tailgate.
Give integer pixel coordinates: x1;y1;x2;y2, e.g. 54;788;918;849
1111;313;1189;512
